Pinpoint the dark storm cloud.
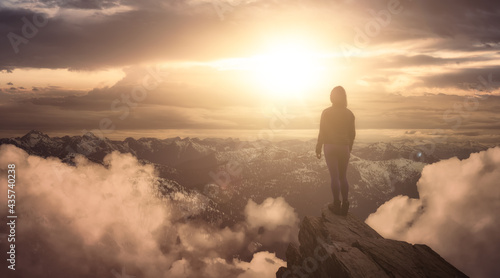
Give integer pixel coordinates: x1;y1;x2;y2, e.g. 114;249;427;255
328;0;500;56
0;3;263;70
0;66;267;132
376;0;500;47
416;0;500;42
456;131;481;137
18;66;260;111
2;69;499;133
354;54;493;74
354;93;500;130
0;0;498;70
414;66;500;91
38;0;122;10
384;54;490;67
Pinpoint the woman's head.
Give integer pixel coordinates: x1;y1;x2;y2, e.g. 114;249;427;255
330;86;347;107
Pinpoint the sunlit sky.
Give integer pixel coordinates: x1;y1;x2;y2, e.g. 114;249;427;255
1;0;500;140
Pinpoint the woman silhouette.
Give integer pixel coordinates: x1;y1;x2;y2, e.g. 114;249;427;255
316;86;355;216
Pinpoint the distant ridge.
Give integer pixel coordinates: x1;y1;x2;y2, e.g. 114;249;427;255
0;129;218;164
0;129;220;193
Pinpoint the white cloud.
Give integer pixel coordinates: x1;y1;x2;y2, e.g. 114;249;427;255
245;197;300;245
236;251;287;278
0;144;297;278
366;147;500;278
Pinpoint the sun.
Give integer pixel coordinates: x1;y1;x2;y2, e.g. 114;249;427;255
250;43;324;99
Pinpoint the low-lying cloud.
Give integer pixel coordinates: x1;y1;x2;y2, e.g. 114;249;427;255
366;147;500;278
0;144;298;278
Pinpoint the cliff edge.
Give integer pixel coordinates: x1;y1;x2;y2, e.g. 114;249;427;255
276;205;468;278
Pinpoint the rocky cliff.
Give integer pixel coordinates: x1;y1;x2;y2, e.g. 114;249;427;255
276;206;468;278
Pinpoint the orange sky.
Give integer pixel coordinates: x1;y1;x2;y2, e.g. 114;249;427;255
1;0;500;139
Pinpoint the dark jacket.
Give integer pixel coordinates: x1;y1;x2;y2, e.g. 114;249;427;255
316;105;355;153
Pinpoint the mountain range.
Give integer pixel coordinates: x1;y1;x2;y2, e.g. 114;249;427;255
0;130;495;224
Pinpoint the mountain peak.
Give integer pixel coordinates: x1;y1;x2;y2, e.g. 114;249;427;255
18;130;51;147
20;129;48;140
276;205;468;278
24;129;46;137
81;131;109;142
82;131;97;138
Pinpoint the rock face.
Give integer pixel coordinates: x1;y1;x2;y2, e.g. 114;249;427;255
276;206;468;278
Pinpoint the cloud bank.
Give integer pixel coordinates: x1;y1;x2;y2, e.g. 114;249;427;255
366;147;500;278
0;144;298;278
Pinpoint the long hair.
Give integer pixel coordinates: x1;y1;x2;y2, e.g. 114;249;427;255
330;86;347;108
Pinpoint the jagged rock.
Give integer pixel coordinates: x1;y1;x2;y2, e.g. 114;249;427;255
276;205;468;278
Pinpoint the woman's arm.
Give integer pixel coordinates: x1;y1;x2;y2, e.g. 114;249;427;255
349;113;356;152
316;111;325;158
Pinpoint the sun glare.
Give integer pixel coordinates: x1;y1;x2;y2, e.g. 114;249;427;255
250;44;324;99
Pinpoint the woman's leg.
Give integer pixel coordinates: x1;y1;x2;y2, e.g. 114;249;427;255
337;145;350;202
324;144;341;202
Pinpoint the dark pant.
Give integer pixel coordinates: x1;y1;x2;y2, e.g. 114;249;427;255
323;144;350;202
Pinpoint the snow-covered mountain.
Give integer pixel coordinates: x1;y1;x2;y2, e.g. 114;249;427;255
1;130;495;222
